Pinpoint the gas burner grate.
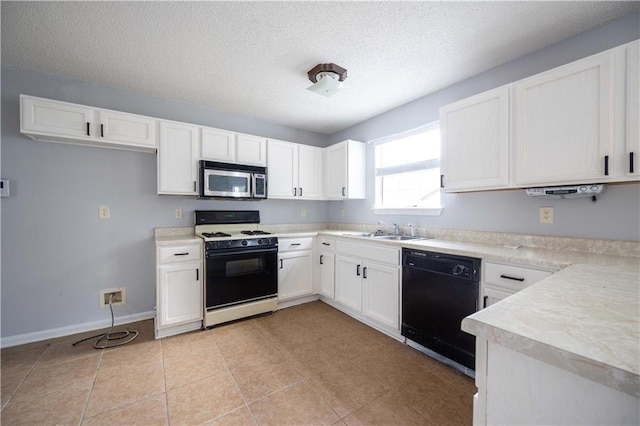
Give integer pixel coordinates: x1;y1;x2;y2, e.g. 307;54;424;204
241;230;271;236
202;232;232;238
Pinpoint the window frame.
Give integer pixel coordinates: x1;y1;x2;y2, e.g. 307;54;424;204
371;122;443;216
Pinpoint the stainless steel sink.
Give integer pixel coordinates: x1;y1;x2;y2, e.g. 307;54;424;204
372;235;425;241
341;232;375;237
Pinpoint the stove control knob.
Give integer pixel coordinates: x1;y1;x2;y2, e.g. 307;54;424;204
224;241;231;248
242;240;248;246
257;239;263;245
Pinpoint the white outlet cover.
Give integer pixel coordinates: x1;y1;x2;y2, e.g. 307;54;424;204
99;205;111;219
539;207;554;224
175;208;183;219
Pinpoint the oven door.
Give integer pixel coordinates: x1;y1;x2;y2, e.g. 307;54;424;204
205;247;278;310
203;169;252;198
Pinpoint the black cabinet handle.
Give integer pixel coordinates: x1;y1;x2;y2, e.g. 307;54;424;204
193;181;197;192
604;155;609;176
500;274;525;282
196;269;199;281
322;242;330;246
293;187;297;196
100;124;104;138
290;243;301;246
342;187;346;197
86;122;90;136
631;152;635;174
280;259;284;269
174;252;189;256
483;295;488;308
299;187;302;197
440;174;445;188
363;267;367;279
320;255;324;265
356;265;361;276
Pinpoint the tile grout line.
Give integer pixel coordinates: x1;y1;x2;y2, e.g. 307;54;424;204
77;348;105;425
0;342;51;412
159;338;171;426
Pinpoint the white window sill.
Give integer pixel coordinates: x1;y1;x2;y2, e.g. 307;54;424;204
371;207;443;216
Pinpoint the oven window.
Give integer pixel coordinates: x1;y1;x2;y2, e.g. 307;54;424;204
226;258;262;276
209;175;249;193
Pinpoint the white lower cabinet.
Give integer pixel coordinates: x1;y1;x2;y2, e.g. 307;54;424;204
318;238;336;299
277;237;314;302
156;243;203;339
334;241;400;334
481;261;554;309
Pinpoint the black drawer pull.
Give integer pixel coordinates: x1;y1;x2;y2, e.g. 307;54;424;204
630;152;635;174
604;155;609;176
280;259;284;269
356;264;361;276
320;255;324;265
290;243;301;246
500;274;525;282
483;295;488;308
363;267;367;279
322;242;330;246
174;252;189;256
100;123;104;138
196;269;199;281
86;122;90;136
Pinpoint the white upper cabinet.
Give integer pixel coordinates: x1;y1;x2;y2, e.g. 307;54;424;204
236;133;267;166
440;85;510;191
157;120;199;195
267;139;323;199
325;140;366;199
514;50;615;186
625;40;639;178
201;128;266;166
20;95;156;152
201;127;236;163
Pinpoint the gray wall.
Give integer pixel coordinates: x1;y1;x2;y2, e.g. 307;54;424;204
0;69;327;339
328;12;640;242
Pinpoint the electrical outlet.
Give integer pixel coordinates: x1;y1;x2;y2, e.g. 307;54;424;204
99;205;111;220
539;207;554;224
301;208;307;217
99;287;126;307
175;208;183;219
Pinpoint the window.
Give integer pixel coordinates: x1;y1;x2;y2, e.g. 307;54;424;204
374;123;441;214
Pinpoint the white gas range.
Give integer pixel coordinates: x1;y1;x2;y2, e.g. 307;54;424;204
195;210;279;328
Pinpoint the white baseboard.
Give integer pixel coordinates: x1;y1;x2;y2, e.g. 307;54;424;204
0;310;155;348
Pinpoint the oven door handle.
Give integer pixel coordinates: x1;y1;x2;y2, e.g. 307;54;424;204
206;246;278;257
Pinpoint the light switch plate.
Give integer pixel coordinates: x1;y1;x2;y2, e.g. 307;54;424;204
0;179;9;197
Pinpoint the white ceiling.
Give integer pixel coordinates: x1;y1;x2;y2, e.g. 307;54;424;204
2;2;638;135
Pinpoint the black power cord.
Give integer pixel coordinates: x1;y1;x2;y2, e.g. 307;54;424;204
72;293;139;349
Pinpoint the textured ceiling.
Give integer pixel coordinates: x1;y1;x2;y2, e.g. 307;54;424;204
2;2;638;135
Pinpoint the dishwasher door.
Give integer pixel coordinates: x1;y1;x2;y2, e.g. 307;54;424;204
401;249;480;372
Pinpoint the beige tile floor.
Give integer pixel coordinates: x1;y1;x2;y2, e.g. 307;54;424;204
0;301;475;425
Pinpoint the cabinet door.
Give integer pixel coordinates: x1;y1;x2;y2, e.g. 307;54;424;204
319;251;335;299
98;110;157;148
362;262;399;330
335;255;362;311
21;95;94;138
325;142;346;199
158;262;202;327
514;51;615;185
201;127;236;162
158;121;199;195
482;287;512;308
278;251;313;301
267;139;298;199
237;133;267;166
440;86;510;191
298;144;324;199
626;40;639;177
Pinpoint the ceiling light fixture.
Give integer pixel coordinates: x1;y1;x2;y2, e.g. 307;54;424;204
307;63;347;97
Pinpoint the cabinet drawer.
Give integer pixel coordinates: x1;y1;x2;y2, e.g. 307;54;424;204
279;237;314;252
318;238;335;250
336;241;399;265
158;245;202;264
483;262;552;292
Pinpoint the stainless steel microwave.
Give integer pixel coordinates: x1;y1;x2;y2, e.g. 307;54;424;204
200;161;267;200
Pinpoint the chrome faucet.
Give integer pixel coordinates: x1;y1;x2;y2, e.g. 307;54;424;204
377;220;400;235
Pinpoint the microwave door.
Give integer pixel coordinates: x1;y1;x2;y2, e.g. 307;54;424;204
204;170;252;198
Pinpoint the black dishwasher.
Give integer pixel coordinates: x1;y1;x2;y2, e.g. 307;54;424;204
401;248;480;375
